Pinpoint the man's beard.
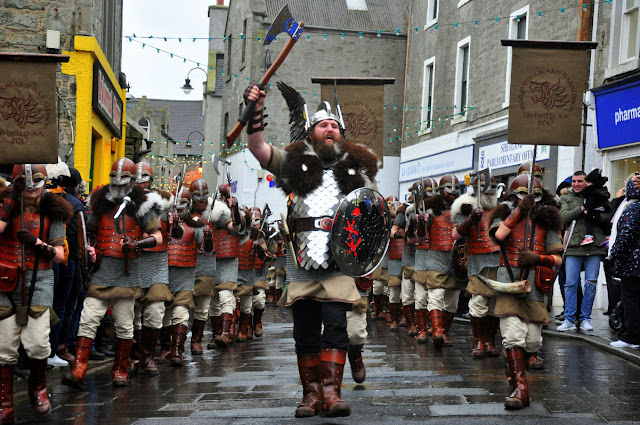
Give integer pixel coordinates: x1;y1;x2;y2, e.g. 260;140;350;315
309;132;344;162
107;184;131;201
192;199;207;213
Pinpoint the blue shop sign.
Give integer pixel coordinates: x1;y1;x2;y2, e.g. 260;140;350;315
593;75;640;149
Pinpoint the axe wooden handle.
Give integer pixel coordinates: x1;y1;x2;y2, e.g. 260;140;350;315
226;22;304;148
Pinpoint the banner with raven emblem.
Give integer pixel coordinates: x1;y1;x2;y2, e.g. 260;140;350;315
504;40;596;147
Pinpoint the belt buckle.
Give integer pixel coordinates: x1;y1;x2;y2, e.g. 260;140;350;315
314;218;333;231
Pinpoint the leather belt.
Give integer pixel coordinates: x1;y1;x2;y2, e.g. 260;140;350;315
289;216;334;233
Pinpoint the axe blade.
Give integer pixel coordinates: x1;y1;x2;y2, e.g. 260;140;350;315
479;167;494;194
265;4;302;45
211;153;231;175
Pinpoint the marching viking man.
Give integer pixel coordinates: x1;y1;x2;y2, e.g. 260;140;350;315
386;198;405;330
0;165;72;423
63;158;162;388
245;83;382;418
489;174;563;410
451;173;501;358
130;162;173;376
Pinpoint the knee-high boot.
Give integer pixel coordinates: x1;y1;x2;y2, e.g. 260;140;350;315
214;313;233;349
405;305;418;336
155;326;172;363
504;347;531;410
253;308;264;337
0;365;16;424
190;319;206;355
128;329;142;376
371;294;383;320
170;324;188;367
442;310;455;347
207;315;222;349
141;327;160;376
416;309;429;343
61;336;93;389
484;316;500;356
236;313;250;342
429;309;445;349
471;317;486;358
320;349;350;417
28;358;50;417
112;338;133;387
388;303;401;331
347;344;366;383
295;353;322;418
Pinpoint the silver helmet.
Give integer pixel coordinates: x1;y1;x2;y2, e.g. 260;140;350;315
309;101;345;130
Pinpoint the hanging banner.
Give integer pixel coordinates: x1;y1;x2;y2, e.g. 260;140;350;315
0;52;69;164
503;40;596;146
317;78;394;167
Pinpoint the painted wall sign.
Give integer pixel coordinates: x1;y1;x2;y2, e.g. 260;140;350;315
593;75;640;149
92;61;123;138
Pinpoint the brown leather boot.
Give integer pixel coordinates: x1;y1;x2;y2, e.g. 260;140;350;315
215;313;233;349
128;329;142;376
266;287;274;304
347;344;366;384
388;303;401;331
429;310;445;350
253;308;264;337
295;353;322;418
229;311;237;342
28;358;51;417
371;294;383;320
57;344;75;363
207;316;222;349
141;327;160;376
155;326;172;363
246;313;254;340
170;324;188;367
320;349;350;417
416;309;429;343
471;317;486;358
398;305;407;327
442;310;455;347
406;305;418;336
61;336;93;389
190;319;206;355
236;313;250;342
0;364;16;424
504;347;531;410
526;352;544;369
484;316;500;357
112;338;133;387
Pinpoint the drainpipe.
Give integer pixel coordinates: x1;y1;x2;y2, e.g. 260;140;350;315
578;0;594;172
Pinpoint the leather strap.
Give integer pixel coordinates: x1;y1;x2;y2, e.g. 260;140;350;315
290;216;333;233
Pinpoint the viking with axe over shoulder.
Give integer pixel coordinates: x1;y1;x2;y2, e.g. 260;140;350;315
488;166;563;410
452;169;500;359
62;158;162;389
0;164;72;422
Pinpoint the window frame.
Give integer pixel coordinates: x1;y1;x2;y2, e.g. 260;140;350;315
420;56;436;135
425;0;439;29
452;36;471;125
503;5;529;109
607;0;640;78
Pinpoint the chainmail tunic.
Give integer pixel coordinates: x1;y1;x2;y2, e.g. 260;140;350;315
255;262;269;281
388;259;402;277
285;255;342;283
452;213;499;276
275;256;286;269
139;250;169;287
424;249;451;274
0;220;65;307
195;251;216;277
168;227;203;292
216;257;238;285
379;251;390;269
414;249;428;271
238;269;256;286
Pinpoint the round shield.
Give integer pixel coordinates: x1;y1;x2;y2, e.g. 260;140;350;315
330;188;391;277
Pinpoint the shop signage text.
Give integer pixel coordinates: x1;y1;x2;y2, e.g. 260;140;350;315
593;76;640;149
399;145;474;182
92;61;123;138
479;141;550;170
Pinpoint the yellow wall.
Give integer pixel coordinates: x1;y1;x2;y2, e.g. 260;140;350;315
62;36;126;191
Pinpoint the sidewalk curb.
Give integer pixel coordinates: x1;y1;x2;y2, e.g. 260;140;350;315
453;316;640;367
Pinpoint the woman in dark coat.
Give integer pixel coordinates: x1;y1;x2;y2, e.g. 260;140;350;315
609;175;640;349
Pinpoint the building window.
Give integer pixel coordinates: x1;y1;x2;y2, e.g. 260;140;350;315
453;37;470;122
138;117;150;136
226;34;232;78
421;57;435;132
346;0;367;11
503;6;529;108
622;0;640;62
426;0;438;28
241;19;247;64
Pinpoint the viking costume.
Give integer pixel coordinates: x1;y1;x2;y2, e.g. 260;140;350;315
252;227;274;337
273;222;287;303
190;179;216;355
62;158;161;389
488;174;563;410
371;196;397;323
451;180;500;358
398;202;418;335
130;162;173;376
385;203;406;330
203;190;246;349
420;175;464;350
236;208;258;342
0;165;72;422
158;188;206;367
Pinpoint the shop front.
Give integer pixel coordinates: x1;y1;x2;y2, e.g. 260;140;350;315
593;75;640;195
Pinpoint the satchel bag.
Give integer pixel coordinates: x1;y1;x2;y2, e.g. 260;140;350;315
534;266;554;293
0;261;19;293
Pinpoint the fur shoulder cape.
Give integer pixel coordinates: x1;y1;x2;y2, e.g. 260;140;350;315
138;190;172;218
281;140;379;197
0;188;73;223
450;193;475;218
423;194;446;216
89;185;146;219
203;197;231;226
184;213;205;228
488;201;563;233
395;204;407;215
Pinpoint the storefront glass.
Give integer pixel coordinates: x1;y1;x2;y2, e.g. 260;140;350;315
611;156;640;195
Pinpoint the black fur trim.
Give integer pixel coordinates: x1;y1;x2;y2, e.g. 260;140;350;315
460;203;473;216
184;213;205;228
488;203;512;225
282;141;323;197
534;206;563;233
0;187;11;204
333;143;378;194
90;185;146;218
40;192;74;223
423;194;444;216
541;189;560;209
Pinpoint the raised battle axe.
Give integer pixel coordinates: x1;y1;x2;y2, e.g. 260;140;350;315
226;4;304;148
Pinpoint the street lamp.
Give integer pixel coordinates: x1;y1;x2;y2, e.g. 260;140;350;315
186;130;204;147
181;67;207;95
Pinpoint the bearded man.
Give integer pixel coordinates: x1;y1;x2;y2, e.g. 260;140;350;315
245;84;379;418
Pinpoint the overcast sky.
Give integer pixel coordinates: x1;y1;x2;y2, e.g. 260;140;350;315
121;0;229;101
